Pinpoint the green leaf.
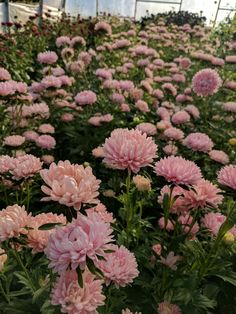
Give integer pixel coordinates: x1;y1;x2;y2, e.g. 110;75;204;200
215;272;236;286
76;267;83;288
38;223;63;230
86;257;104;278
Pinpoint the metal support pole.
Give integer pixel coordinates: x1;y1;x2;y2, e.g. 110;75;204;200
213;0;222;27
96;0;99;16
179;0;183;11
38;0;43;27
134;0;138;20
62;0;66;10
5;0;10;23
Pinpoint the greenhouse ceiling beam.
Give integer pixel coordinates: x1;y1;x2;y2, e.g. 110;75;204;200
5;0;9;23
136;0;181;4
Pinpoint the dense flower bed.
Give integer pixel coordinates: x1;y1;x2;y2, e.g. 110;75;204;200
0;13;236;314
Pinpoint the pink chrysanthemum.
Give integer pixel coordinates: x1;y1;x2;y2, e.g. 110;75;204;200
10;154;42;180
23;130;39;141
223;102;236;113
185;104;200;119
51;270;105;314
201;212;226;236
0;205;30;242
217;165;236;190
37;51;58;64
56;36;71;47
163;144;178;156
183;132;214;152
36;135;56;150
40;160;100;210
136;123;157;135
158;185;186;214
163;127;184;141
158;301;181;314
3;135;25;147
154;156;202;185
45;212;113;273
102;128;157;173
0;155;15;174
178;214;199;235
0;68;11;81
171;111;190;125
122;309;141;314
74;90;97;106
94;21;112;35
38;124;55;134
209;150;229;164
97;245;139;287
86;203;115;224
27;213;66;253
0;248;7;271
192;68;222;97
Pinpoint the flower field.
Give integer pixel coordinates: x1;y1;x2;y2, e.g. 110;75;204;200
0;12;236;314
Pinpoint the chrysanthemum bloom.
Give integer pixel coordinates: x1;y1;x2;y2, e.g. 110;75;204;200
55;36;71;47
133;175;151;191
201;212;226;236
36;135;56;150
183;132;213;152
183;179;223;210
158;185;186;214
158;301;181;314
92;146;104;158
10;154;42;180
22;103;49;118
0;68;11;81
74;90;97;106
192;68;222;97
37;51;58;64
135;100;150;113
122;309;141;314
61;113;74;122
27;213;66;253
38;124;55;134
160;252;182;271
225;55;236;63
154;156;202;185
119;80;134;91
3;135;25;147
95;68;113;80
129;88;143;101
51;269;105;314
178;214;199;235
41;155;54;164
0;205;30;242
120;103;131;112
156;120;172;130
0;247;7;271
41;76;62;89
223;102;236;113
102;128;157;173
158;217;174;231
136;123;157;136
94;21;112;35
0;155;15;174
0;81;15;96
163;127;184;141
97;245;139;287
156;107;171;121
217;165;236;190
40;160;100;210
45;212;113;273
23;130;39;141
209;150;229;164
185;104;200;119
172;111;190;125
152;244;162;256
163;144;178;156
211;57;225;66
86;203;115;224
179;57;191;69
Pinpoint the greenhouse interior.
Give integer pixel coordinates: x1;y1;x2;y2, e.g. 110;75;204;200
0;0;236;313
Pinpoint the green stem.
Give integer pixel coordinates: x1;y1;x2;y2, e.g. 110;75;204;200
0;278;10;303
12;247;36;293
26;182;31;212
125;170;132;237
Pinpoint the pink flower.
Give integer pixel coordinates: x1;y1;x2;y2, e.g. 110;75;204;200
158;301;181;314
37;51;58;64
185;104;200;119
110;93;125;104
61;113;74;122
70;36;86;47
51;270;105;314
92;146;104;158
0;205;30;242
135;100;150;113
201;212;226;236
192;68;222;97
96;68;113;80
36;135;56;150
0;68;11;81
217;165;236;190
23;130;39;141
158;185;186;214
94;21;112;35
0;155;15;174
178;214;199;235
154;156;202;185
223;102;236;113
56;36;71;47
209;150;229;164
152;244;162;255
40;160;100;210
225;55;236;63
38;124;55;134
179;57;191;69
27;213;66;253
86;203;115;224
41;76;62;89
160;252;181;271
119;80;134;91
164;127;184;141
172;111;190;125
45;212;113;273
3;135;25;147
158;217;174;231
163;144;178;156
136;123;157;135
156;107;171;121
10;154;42;180
74;90;97;105
120;103;131;112
0;81;15;96
122;309;141;314
211;57;225;66
133;175;151;191
183;132;214;152
102;128;157;173
41;155;54;164
98;245;139;287
162;83;177;96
